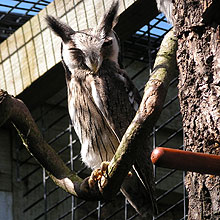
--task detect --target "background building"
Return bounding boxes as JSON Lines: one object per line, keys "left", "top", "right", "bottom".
{"left": 0, "top": 0, "right": 186, "bottom": 219}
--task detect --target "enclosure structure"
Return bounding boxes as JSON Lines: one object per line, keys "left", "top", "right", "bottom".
{"left": 0, "top": 0, "right": 186, "bottom": 219}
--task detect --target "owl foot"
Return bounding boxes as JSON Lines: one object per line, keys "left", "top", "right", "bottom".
{"left": 88, "top": 161, "right": 133, "bottom": 190}
{"left": 127, "top": 171, "right": 132, "bottom": 177}
{"left": 88, "top": 161, "right": 110, "bottom": 189}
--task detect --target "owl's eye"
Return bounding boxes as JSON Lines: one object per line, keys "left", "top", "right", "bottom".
{"left": 69, "top": 48, "right": 81, "bottom": 52}
{"left": 103, "top": 38, "right": 113, "bottom": 47}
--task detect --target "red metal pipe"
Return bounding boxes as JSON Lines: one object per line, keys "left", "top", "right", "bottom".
{"left": 151, "top": 147, "right": 220, "bottom": 176}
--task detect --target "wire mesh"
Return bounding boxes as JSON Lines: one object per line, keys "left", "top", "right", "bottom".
{"left": 0, "top": 0, "right": 53, "bottom": 42}
{"left": 7, "top": 2, "right": 188, "bottom": 219}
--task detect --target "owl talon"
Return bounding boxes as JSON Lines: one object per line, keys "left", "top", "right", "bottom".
{"left": 88, "top": 169, "right": 102, "bottom": 188}
{"left": 100, "top": 161, "right": 110, "bottom": 175}
{"left": 128, "top": 171, "right": 132, "bottom": 177}
{"left": 88, "top": 161, "right": 110, "bottom": 189}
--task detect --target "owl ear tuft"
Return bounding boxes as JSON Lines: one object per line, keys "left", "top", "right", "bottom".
{"left": 46, "top": 16, "right": 75, "bottom": 43}
{"left": 97, "top": 1, "right": 119, "bottom": 37}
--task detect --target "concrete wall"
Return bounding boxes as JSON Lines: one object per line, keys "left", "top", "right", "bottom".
{"left": 0, "top": 128, "right": 13, "bottom": 219}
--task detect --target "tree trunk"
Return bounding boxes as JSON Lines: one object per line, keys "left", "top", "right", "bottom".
{"left": 174, "top": 0, "right": 220, "bottom": 219}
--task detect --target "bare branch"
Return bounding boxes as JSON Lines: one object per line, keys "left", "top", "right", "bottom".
{"left": 0, "top": 90, "right": 102, "bottom": 200}
{"left": 100, "top": 29, "right": 178, "bottom": 199}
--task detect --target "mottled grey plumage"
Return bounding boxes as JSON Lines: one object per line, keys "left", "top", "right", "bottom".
{"left": 46, "top": 1, "right": 156, "bottom": 216}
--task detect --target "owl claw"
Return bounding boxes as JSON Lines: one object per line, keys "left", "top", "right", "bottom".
{"left": 100, "top": 161, "right": 110, "bottom": 173}
{"left": 88, "top": 162, "right": 132, "bottom": 189}
{"left": 88, "top": 161, "right": 110, "bottom": 189}
{"left": 127, "top": 171, "right": 132, "bottom": 177}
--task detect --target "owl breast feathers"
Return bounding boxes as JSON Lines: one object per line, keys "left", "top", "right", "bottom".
{"left": 46, "top": 1, "right": 157, "bottom": 217}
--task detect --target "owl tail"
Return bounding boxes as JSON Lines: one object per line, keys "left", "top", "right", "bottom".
{"left": 120, "top": 167, "right": 157, "bottom": 217}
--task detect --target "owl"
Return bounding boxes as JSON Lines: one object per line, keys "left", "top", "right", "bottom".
{"left": 156, "top": 0, "right": 173, "bottom": 23}
{"left": 46, "top": 1, "right": 157, "bottom": 217}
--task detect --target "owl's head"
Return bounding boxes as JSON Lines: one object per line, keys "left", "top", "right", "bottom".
{"left": 46, "top": 1, "right": 120, "bottom": 74}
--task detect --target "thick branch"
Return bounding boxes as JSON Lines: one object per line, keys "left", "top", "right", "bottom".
{"left": 0, "top": 90, "right": 102, "bottom": 200}
{"left": 101, "top": 29, "right": 178, "bottom": 198}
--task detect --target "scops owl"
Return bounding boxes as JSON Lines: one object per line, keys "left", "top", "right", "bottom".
{"left": 46, "top": 1, "right": 157, "bottom": 216}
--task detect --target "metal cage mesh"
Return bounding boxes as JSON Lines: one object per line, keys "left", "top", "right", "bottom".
{"left": 6, "top": 2, "right": 188, "bottom": 219}
{"left": 0, "top": 0, "right": 54, "bottom": 42}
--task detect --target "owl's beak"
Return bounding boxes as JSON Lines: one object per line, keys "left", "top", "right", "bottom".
{"left": 90, "top": 62, "right": 99, "bottom": 73}
{"left": 86, "top": 54, "right": 102, "bottom": 74}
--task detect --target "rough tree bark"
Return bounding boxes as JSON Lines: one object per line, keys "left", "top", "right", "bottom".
{"left": 0, "top": 30, "right": 177, "bottom": 202}
{"left": 173, "top": 0, "right": 220, "bottom": 219}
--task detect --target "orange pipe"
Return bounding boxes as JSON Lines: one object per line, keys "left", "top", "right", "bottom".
{"left": 151, "top": 147, "right": 220, "bottom": 176}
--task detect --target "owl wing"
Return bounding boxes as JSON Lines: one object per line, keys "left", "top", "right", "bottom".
{"left": 90, "top": 67, "right": 157, "bottom": 216}
{"left": 115, "top": 69, "right": 158, "bottom": 216}
{"left": 85, "top": 86, "right": 120, "bottom": 153}
{"left": 117, "top": 68, "right": 142, "bottom": 113}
